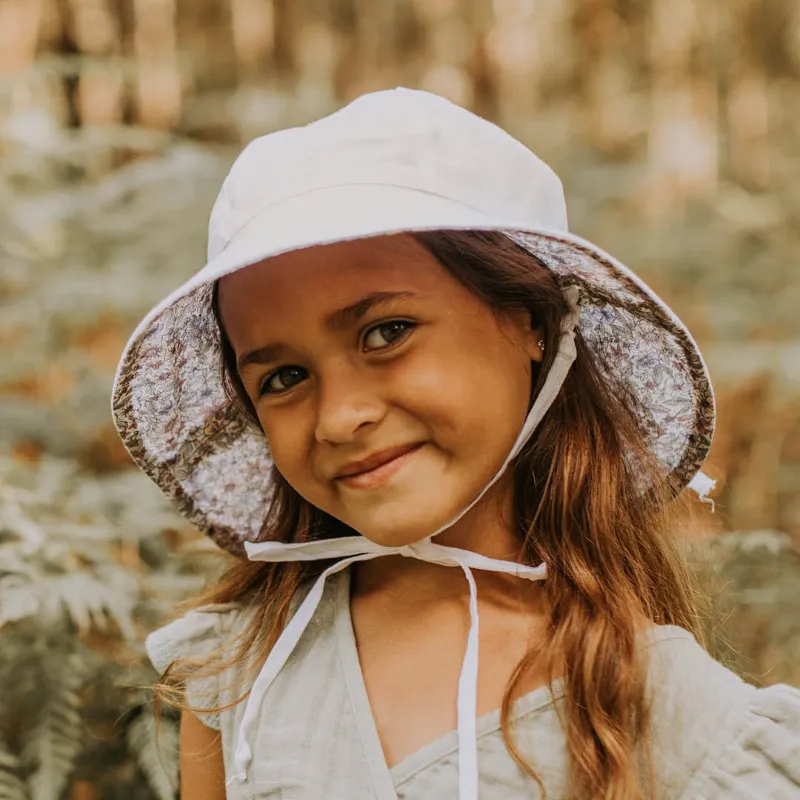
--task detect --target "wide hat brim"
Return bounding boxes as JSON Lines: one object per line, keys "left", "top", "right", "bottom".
{"left": 111, "top": 183, "right": 714, "bottom": 557}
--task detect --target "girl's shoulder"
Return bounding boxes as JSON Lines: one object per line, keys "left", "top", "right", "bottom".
{"left": 642, "top": 625, "right": 800, "bottom": 799}
{"left": 144, "top": 578, "right": 316, "bottom": 731}
{"left": 145, "top": 601, "right": 251, "bottom": 731}
{"left": 145, "top": 601, "right": 248, "bottom": 675}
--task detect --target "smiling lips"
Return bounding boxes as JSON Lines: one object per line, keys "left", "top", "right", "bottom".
{"left": 335, "top": 443, "right": 424, "bottom": 489}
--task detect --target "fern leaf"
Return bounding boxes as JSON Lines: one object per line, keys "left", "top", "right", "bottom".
{"left": 126, "top": 713, "right": 178, "bottom": 800}
{"left": 43, "top": 572, "right": 136, "bottom": 639}
{"left": 25, "top": 693, "right": 82, "bottom": 800}
{"left": 0, "top": 485, "right": 45, "bottom": 553}
{"left": 93, "top": 569, "right": 137, "bottom": 640}
{"left": 49, "top": 573, "right": 103, "bottom": 636}
{"left": 0, "top": 544, "right": 34, "bottom": 576}
{"left": 0, "top": 774, "right": 28, "bottom": 800}
{"left": 0, "top": 577, "right": 41, "bottom": 627}
{"left": 0, "top": 749, "right": 28, "bottom": 800}
{"left": 23, "top": 658, "right": 86, "bottom": 800}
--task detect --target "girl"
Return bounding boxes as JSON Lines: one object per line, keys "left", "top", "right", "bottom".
{"left": 113, "top": 88, "right": 800, "bottom": 800}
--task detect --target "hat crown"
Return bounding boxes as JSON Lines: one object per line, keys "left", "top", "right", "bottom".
{"left": 208, "top": 87, "right": 568, "bottom": 261}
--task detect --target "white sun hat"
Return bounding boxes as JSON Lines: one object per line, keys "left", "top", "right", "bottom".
{"left": 112, "top": 87, "right": 716, "bottom": 799}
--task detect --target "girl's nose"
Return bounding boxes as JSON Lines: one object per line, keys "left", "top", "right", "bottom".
{"left": 313, "top": 368, "right": 387, "bottom": 444}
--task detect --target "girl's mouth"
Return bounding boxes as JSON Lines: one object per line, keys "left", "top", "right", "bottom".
{"left": 335, "top": 443, "right": 425, "bottom": 490}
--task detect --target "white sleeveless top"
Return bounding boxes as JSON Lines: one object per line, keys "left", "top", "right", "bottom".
{"left": 146, "top": 568, "right": 800, "bottom": 799}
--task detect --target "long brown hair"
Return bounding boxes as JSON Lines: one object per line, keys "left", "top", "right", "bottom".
{"left": 158, "top": 230, "right": 704, "bottom": 799}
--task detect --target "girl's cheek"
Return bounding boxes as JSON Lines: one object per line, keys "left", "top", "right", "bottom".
{"left": 276, "top": 411, "right": 320, "bottom": 464}
{"left": 259, "top": 413, "right": 299, "bottom": 467}
{"left": 394, "top": 358, "right": 468, "bottom": 416}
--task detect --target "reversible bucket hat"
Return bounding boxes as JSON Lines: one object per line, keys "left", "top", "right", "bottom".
{"left": 114, "top": 87, "right": 716, "bottom": 797}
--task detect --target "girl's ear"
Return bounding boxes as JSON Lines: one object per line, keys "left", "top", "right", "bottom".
{"left": 503, "top": 309, "right": 545, "bottom": 363}
{"left": 528, "top": 327, "right": 545, "bottom": 363}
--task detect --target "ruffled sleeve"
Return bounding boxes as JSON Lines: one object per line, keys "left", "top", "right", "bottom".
{"left": 145, "top": 603, "right": 243, "bottom": 730}
{"left": 680, "top": 683, "right": 800, "bottom": 799}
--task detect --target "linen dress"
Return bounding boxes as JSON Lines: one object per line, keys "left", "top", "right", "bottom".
{"left": 146, "top": 568, "right": 800, "bottom": 799}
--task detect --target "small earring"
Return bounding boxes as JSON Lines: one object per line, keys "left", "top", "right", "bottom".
{"left": 537, "top": 339, "right": 545, "bottom": 352}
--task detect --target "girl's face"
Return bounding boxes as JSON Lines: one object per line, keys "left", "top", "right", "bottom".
{"left": 217, "top": 234, "right": 542, "bottom": 547}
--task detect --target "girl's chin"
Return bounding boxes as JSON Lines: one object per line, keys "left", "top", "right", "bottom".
{"left": 356, "top": 529, "right": 433, "bottom": 548}
{"left": 345, "top": 501, "right": 464, "bottom": 548}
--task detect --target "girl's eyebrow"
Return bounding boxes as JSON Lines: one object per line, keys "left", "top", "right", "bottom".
{"left": 324, "top": 290, "right": 418, "bottom": 332}
{"left": 236, "top": 290, "right": 418, "bottom": 372}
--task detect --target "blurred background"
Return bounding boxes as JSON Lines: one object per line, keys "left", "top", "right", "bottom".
{"left": 0, "top": 0, "right": 799, "bottom": 797}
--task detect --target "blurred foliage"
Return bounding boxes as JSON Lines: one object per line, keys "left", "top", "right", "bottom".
{"left": 0, "top": 0, "right": 799, "bottom": 796}
{"left": 0, "top": 454, "right": 225, "bottom": 799}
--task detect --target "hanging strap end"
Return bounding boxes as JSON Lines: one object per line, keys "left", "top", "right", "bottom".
{"left": 687, "top": 470, "right": 716, "bottom": 512}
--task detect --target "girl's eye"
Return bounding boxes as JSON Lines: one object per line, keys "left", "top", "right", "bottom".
{"left": 257, "top": 321, "right": 413, "bottom": 396}
{"left": 260, "top": 366, "right": 307, "bottom": 395}
{"left": 363, "top": 320, "right": 415, "bottom": 351}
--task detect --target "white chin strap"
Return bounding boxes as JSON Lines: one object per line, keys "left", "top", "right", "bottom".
{"left": 226, "top": 285, "right": 714, "bottom": 800}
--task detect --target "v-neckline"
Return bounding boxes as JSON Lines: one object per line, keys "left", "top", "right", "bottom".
{"left": 333, "top": 567, "right": 562, "bottom": 795}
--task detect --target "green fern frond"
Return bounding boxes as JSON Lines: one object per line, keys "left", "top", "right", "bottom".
{"left": 0, "top": 578, "right": 41, "bottom": 628}
{"left": 37, "top": 571, "right": 136, "bottom": 639}
{"left": 126, "top": 713, "right": 179, "bottom": 800}
{"left": 0, "top": 454, "right": 209, "bottom": 797}
{"left": 0, "top": 751, "right": 18, "bottom": 770}
{"left": 0, "top": 485, "right": 45, "bottom": 554}
{"left": 0, "top": 775, "right": 28, "bottom": 800}
{"left": 92, "top": 569, "right": 137, "bottom": 640}
{"left": 22, "top": 657, "right": 87, "bottom": 800}
{"left": 48, "top": 573, "right": 106, "bottom": 636}
{"left": 0, "top": 748, "right": 28, "bottom": 800}
{"left": 25, "top": 694, "right": 82, "bottom": 800}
